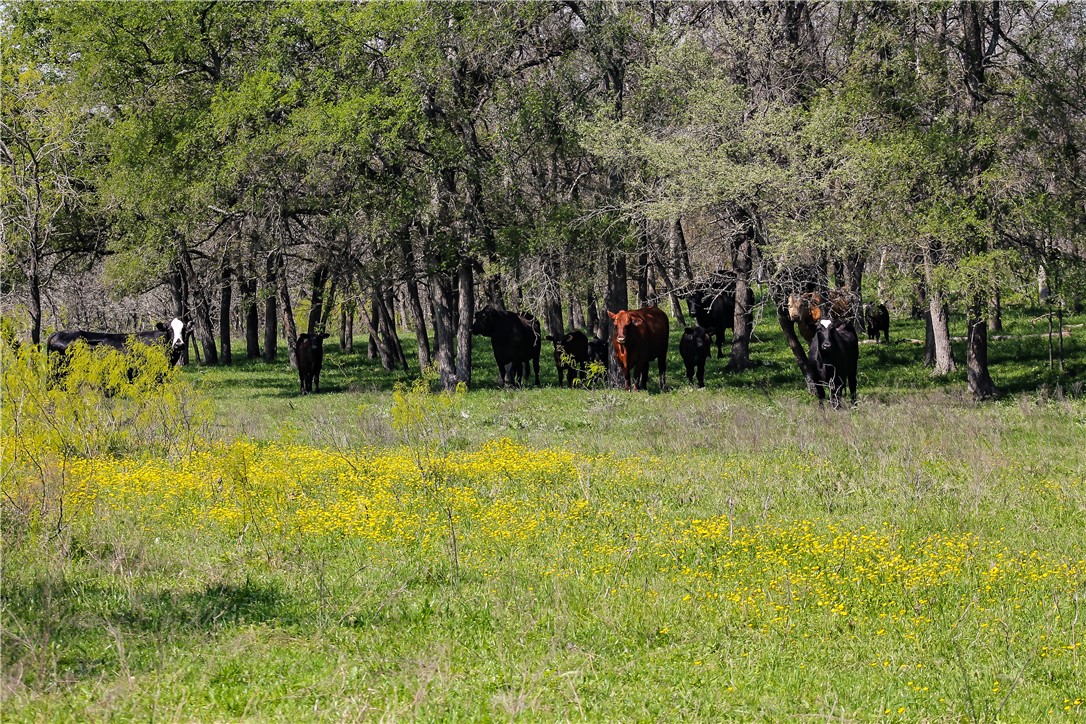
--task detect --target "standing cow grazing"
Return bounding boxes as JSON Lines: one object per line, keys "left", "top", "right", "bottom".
{"left": 471, "top": 306, "right": 541, "bottom": 389}
{"left": 607, "top": 306, "right": 669, "bottom": 392}
{"left": 808, "top": 319, "right": 859, "bottom": 409}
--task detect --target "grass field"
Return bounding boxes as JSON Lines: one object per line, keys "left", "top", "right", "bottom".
{"left": 2, "top": 307, "right": 1084, "bottom": 720}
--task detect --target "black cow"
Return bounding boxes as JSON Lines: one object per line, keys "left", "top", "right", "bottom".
{"left": 587, "top": 336, "right": 608, "bottom": 366}
{"left": 296, "top": 332, "right": 330, "bottom": 394}
{"left": 471, "top": 306, "right": 541, "bottom": 388}
{"left": 685, "top": 284, "right": 754, "bottom": 359}
{"left": 863, "top": 302, "right": 890, "bottom": 344}
{"left": 545, "top": 330, "right": 590, "bottom": 387}
{"left": 808, "top": 319, "right": 858, "bottom": 409}
{"left": 679, "top": 326, "right": 712, "bottom": 388}
{"left": 47, "top": 318, "right": 187, "bottom": 366}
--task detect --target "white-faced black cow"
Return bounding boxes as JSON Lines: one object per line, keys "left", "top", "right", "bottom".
{"left": 808, "top": 318, "right": 858, "bottom": 409}
{"left": 679, "top": 326, "right": 712, "bottom": 388}
{"left": 863, "top": 302, "right": 890, "bottom": 344}
{"left": 46, "top": 318, "right": 187, "bottom": 366}
{"left": 296, "top": 332, "right": 330, "bottom": 394}
{"left": 471, "top": 306, "right": 541, "bottom": 388}
{"left": 544, "top": 330, "right": 590, "bottom": 388}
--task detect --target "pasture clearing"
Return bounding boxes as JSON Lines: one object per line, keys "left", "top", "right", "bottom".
{"left": 2, "top": 311, "right": 1084, "bottom": 721}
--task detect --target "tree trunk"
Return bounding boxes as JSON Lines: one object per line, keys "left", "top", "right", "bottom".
{"left": 777, "top": 302, "right": 817, "bottom": 395}
{"left": 967, "top": 294, "right": 998, "bottom": 399}
{"left": 219, "top": 264, "right": 233, "bottom": 365}
{"left": 431, "top": 273, "right": 458, "bottom": 391}
{"left": 28, "top": 251, "right": 42, "bottom": 346}
{"left": 844, "top": 253, "right": 865, "bottom": 331}
{"left": 988, "top": 287, "right": 1002, "bottom": 332}
{"left": 367, "top": 295, "right": 379, "bottom": 361}
{"left": 275, "top": 252, "right": 297, "bottom": 369}
{"left": 362, "top": 286, "right": 395, "bottom": 371}
{"left": 399, "top": 231, "right": 432, "bottom": 368}
{"left": 179, "top": 247, "right": 218, "bottom": 365}
{"left": 727, "top": 223, "right": 755, "bottom": 371}
{"left": 541, "top": 253, "right": 564, "bottom": 337}
{"left": 455, "top": 256, "right": 474, "bottom": 386}
{"left": 652, "top": 251, "right": 687, "bottom": 328}
{"left": 263, "top": 254, "right": 278, "bottom": 362}
{"left": 671, "top": 218, "right": 694, "bottom": 285}
{"left": 340, "top": 297, "right": 354, "bottom": 353}
{"left": 586, "top": 284, "right": 601, "bottom": 339}
{"left": 169, "top": 266, "right": 191, "bottom": 366}
{"left": 241, "top": 275, "right": 260, "bottom": 359}
{"left": 307, "top": 265, "right": 330, "bottom": 335}
{"left": 605, "top": 248, "right": 629, "bottom": 387}
{"left": 636, "top": 251, "right": 650, "bottom": 307}
{"left": 376, "top": 290, "right": 409, "bottom": 371}
{"left": 923, "top": 245, "right": 956, "bottom": 375}
{"left": 320, "top": 279, "right": 338, "bottom": 335}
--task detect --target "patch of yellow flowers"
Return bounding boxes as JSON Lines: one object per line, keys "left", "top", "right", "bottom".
{"left": 4, "top": 433, "right": 1083, "bottom": 657}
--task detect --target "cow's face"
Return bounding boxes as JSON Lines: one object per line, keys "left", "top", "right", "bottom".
{"left": 471, "top": 307, "right": 498, "bottom": 336}
{"left": 816, "top": 319, "right": 835, "bottom": 351}
{"left": 684, "top": 326, "right": 710, "bottom": 351}
{"left": 686, "top": 291, "right": 705, "bottom": 317}
{"left": 608, "top": 311, "right": 642, "bottom": 346}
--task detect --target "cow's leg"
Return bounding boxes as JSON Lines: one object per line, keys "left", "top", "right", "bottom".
{"left": 684, "top": 360, "right": 695, "bottom": 383}
{"left": 849, "top": 374, "right": 857, "bottom": 405}
{"left": 657, "top": 354, "right": 667, "bottom": 391}
{"left": 696, "top": 360, "right": 705, "bottom": 388}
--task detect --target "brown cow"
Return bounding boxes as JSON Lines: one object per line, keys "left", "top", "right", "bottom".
{"left": 607, "top": 306, "right": 669, "bottom": 391}
{"left": 787, "top": 289, "right": 851, "bottom": 342}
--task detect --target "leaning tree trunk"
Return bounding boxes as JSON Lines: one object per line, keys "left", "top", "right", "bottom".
{"left": 776, "top": 302, "right": 817, "bottom": 395}
{"left": 455, "top": 256, "right": 474, "bottom": 387}
{"left": 362, "top": 285, "right": 395, "bottom": 371}
{"left": 218, "top": 264, "right": 233, "bottom": 365}
{"left": 376, "top": 291, "right": 409, "bottom": 371}
{"left": 967, "top": 294, "right": 998, "bottom": 399}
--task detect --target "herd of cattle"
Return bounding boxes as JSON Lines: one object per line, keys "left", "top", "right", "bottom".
{"left": 42, "top": 287, "right": 891, "bottom": 407}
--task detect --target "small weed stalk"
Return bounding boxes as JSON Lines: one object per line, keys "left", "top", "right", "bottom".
{"left": 390, "top": 369, "right": 466, "bottom": 583}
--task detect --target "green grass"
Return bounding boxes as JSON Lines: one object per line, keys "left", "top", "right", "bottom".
{"left": 2, "top": 306, "right": 1084, "bottom": 721}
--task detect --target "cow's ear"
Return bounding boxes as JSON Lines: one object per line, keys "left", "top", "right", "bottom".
{"left": 319, "top": 332, "right": 330, "bottom": 340}
{"left": 156, "top": 322, "right": 168, "bottom": 332}
{"left": 607, "top": 311, "right": 617, "bottom": 321}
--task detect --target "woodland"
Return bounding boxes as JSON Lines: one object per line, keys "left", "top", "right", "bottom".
{"left": 3, "top": 1, "right": 1086, "bottom": 398}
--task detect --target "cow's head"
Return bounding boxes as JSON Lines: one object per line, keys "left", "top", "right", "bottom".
{"left": 684, "top": 326, "right": 711, "bottom": 351}
{"left": 815, "top": 318, "right": 837, "bottom": 352}
{"left": 471, "top": 306, "right": 499, "bottom": 337}
{"left": 607, "top": 310, "right": 644, "bottom": 347}
{"left": 685, "top": 290, "right": 706, "bottom": 317}
{"left": 159, "top": 318, "right": 187, "bottom": 364}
